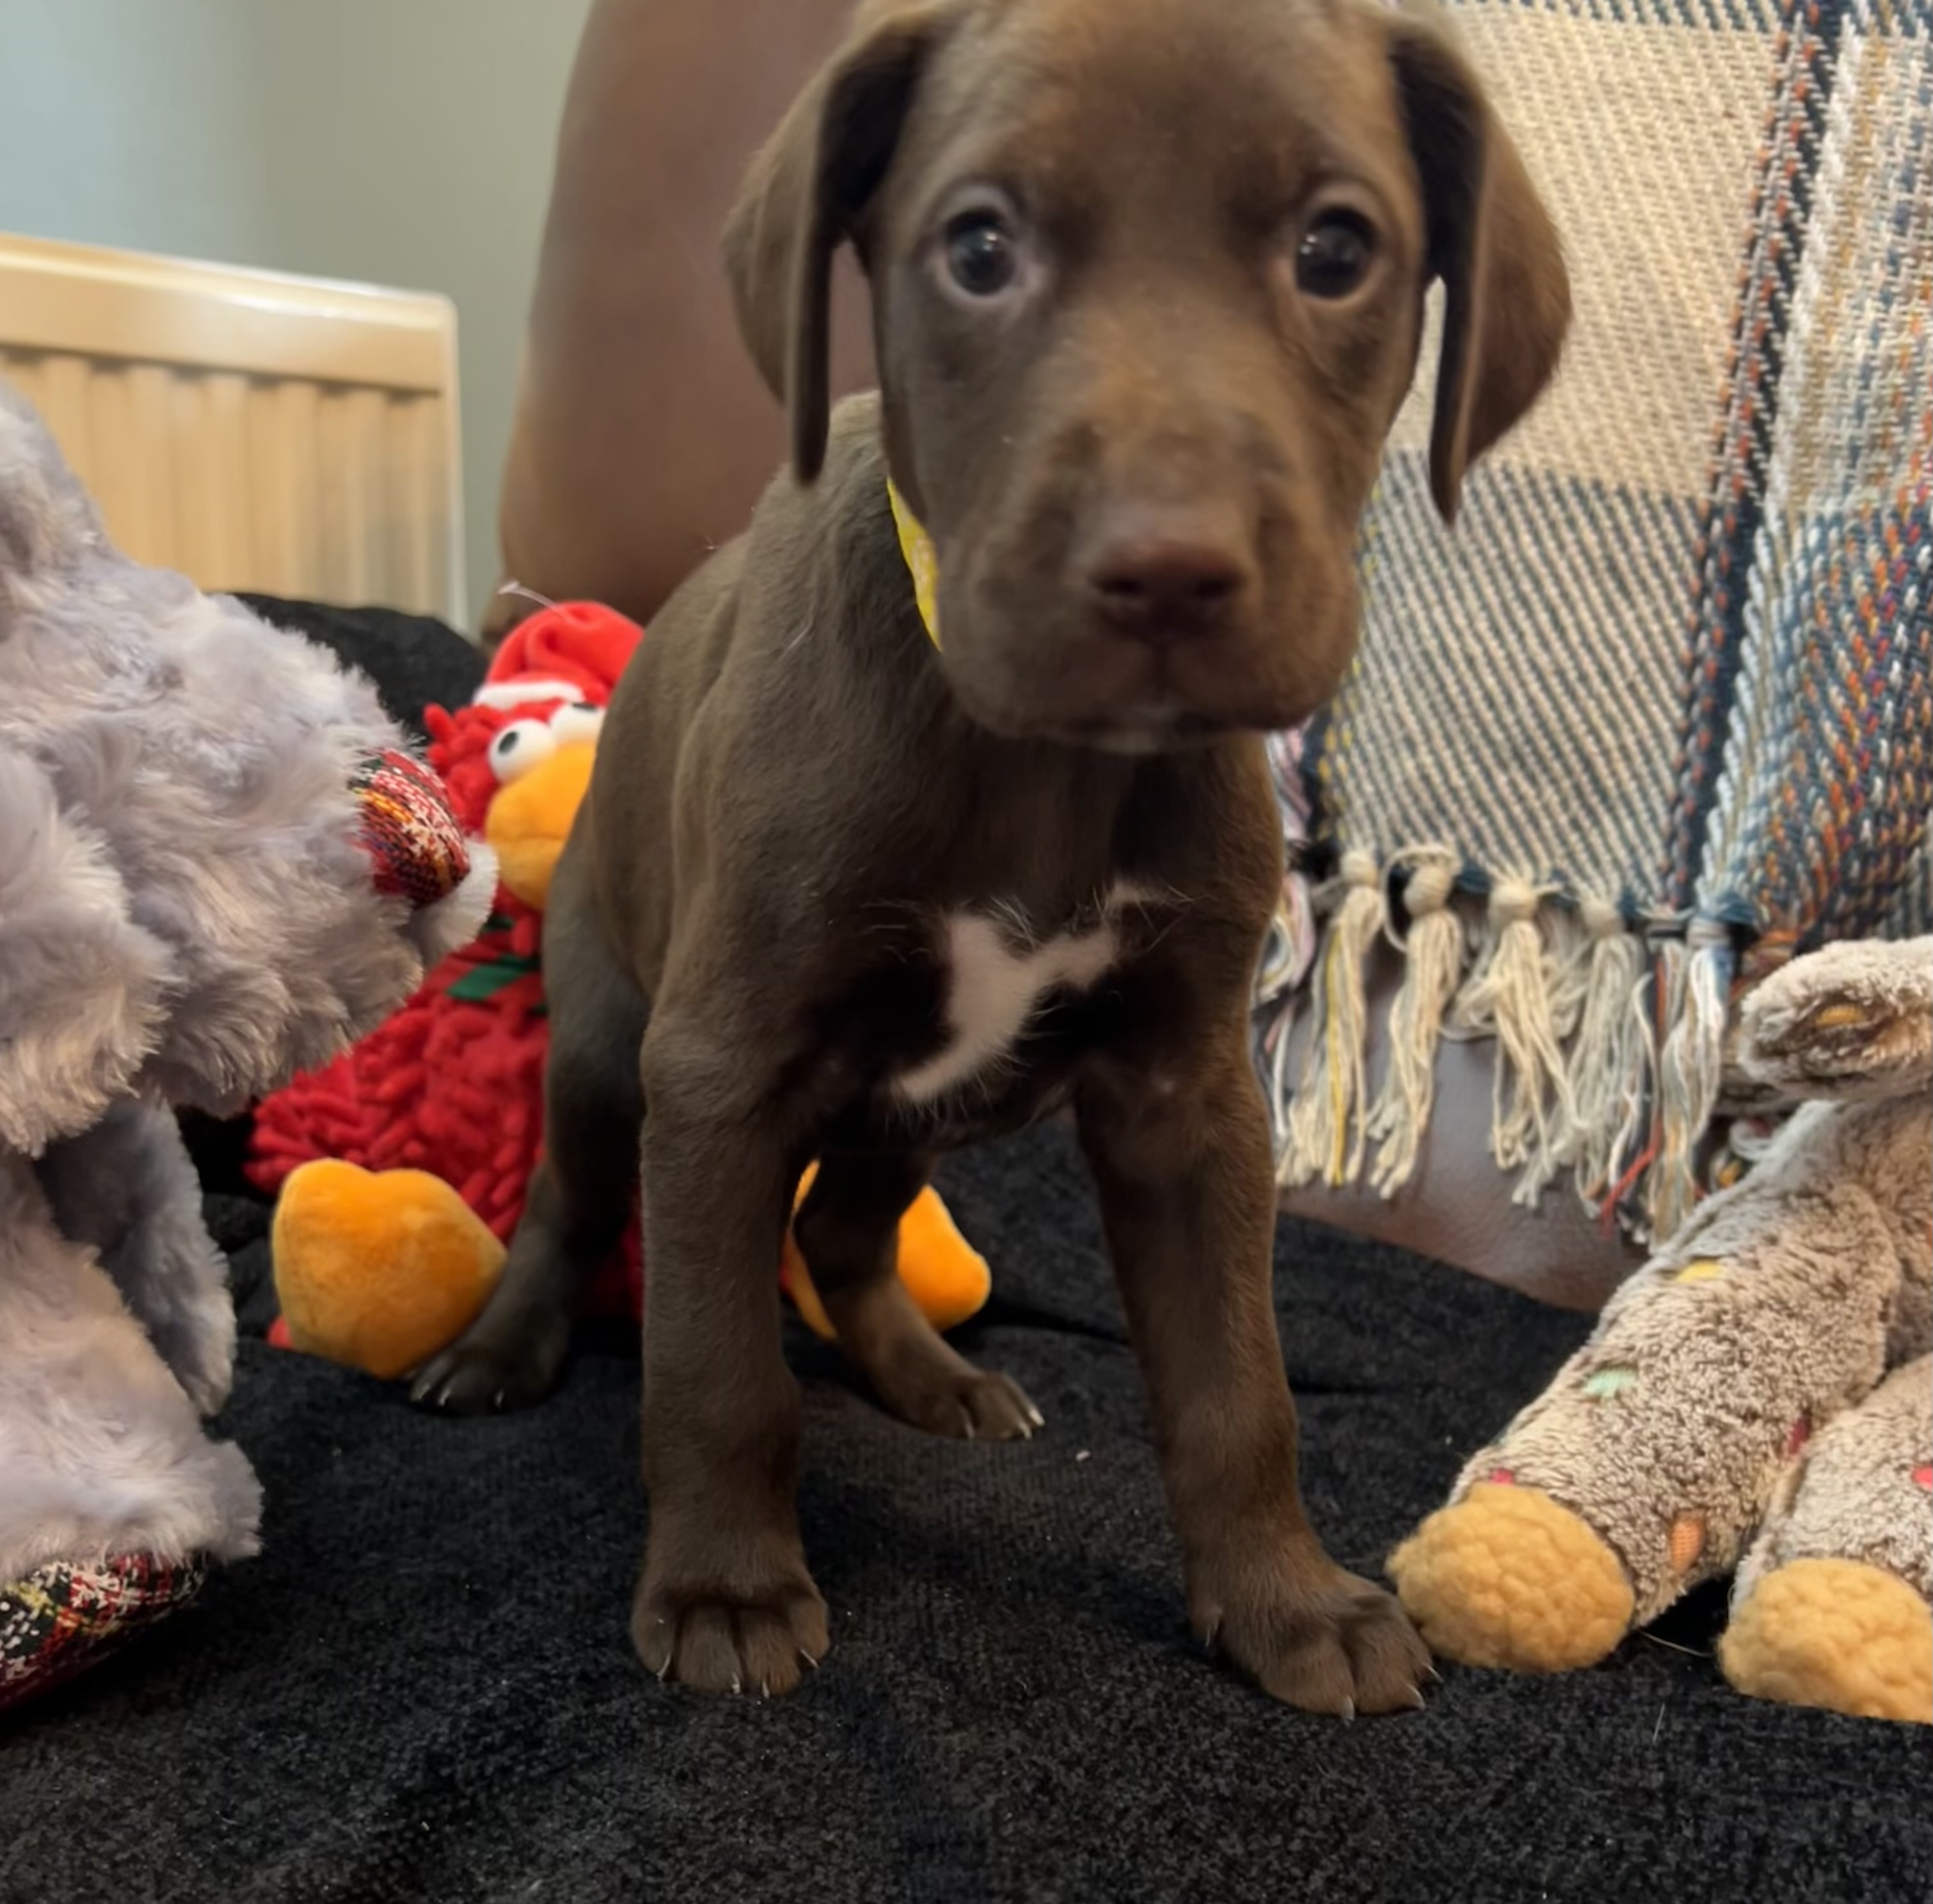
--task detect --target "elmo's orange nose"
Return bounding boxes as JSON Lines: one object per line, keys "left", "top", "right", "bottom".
{"left": 485, "top": 742, "right": 596, "bottom": 910}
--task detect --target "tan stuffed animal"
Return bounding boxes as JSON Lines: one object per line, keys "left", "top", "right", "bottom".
{"left": 1390, "top": 935, "right": 1932, "bottom": 1724}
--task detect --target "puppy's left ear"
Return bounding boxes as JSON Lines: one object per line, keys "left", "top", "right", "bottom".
{"left": 722, "top": 2, "right": 956, "bottom": 484}
{"left": 1383, "top": 6, "right": 1571, "bottom": 522}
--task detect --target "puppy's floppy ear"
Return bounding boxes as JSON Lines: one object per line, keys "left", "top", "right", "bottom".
{"left": 722, "top": 2, "right": 953, "bottom": 483}
{"left": 1383, "top": 5, "right": 1571, "bottom": 522}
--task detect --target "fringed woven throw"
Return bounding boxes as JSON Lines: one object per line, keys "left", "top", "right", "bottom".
{"left": 1255, "top": 0, "right": 1932, "bottom": 1245}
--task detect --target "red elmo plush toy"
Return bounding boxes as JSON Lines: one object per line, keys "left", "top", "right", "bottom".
{"left": 249, "top": 603, "right": 990, "bottom": 1380}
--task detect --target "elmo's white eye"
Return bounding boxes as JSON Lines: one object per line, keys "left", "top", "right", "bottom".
{"left": 488, "top": 718, "right": 557, "bottom": 784}
{"left": 548, "top": 701, "right": 605, "bottom": 746}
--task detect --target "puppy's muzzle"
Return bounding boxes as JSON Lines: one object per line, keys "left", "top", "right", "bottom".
{"left": 1078, "top": 495, "right": 1258, "bottom": 650}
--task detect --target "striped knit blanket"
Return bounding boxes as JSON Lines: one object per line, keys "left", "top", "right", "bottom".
{"left": 1256, "top": 0, "right": 1932, "bottom": 1244}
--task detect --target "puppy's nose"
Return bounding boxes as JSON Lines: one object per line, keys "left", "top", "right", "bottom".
{"left": 1083, "top": 509, "right": 1250, "bottom": 645}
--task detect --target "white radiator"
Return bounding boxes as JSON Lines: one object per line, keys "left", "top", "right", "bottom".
{"left": 0, "top": 232, "right": 465, "bottom": 625}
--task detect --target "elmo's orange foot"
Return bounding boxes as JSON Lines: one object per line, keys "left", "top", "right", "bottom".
{"left": 273, "top": 1161, "right": 507, "bottom": 1380}
{"left": 781, "top": 1171, "right": 992, "bottom": 1342}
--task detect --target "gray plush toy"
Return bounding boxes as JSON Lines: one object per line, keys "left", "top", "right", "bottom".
{"left": 0, "top": 381, "right": 491, "bottom": 1707}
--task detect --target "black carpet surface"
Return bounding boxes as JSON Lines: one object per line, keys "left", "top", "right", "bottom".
{"left": 5, "top": 1122, "right": 1929, "bottom": 1904}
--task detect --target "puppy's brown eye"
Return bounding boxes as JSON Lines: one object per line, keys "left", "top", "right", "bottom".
{"left": 1295, "top": 209, "right": 1376, "bottom": 300}
{"left": 944, "top": 211, "right": 1018, "bottom": 298}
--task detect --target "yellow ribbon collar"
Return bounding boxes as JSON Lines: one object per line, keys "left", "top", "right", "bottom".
{"left": 886, "top": 479, "right": 942, "bottom": 648}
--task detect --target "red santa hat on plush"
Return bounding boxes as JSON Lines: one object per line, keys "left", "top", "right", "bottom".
{"left": 348, "top": 598, "right": 656, "bottom": 960}
{"left": 474, "top": 600, "right": 643, "bottom": 710}
{"left": 423, "top": 599, "right": 646, "bottom": 870}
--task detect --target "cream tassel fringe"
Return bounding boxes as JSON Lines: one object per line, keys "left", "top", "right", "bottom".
{"left": 1600, "top": 964, "right": 1662, "bottom": 1241}
{"left": 1543, "top": 903, "right": 1595, "bottom": 1044}
{"left": 1255, "top": 890, "right": 1311, "bottom": 1174}
{"left": 1648, "top": 920, "right": 1733, "bottom": 1240}
{"left": 1269, "top": 852, "right": 1735, "bottom": 1243}
{"left": 1365, "top": 849, "right": 1464, "bottom": 1196}
{"left": 1449, "top": 877, "right": 1577, "bottom": 1206}
{"left": 1282, "top": 851, "right": 1384, "bottom": 1188}
{"left": 1554, "top": 897, "right": 1649, "bottom": 1205}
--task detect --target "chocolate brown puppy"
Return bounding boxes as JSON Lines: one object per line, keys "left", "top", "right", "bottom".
{"left": 415, "top": 0, "right": 1568, "bottom": 1713}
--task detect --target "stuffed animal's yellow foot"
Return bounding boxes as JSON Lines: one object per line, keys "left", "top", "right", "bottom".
{"left": 781, "top": 1169, "right": 992, "bottom": 1342}
{"left": 1389, "top": 1481, "right": 1635, "bottom": 1671}
{"left": 273, "top": 1160, "right": 506, "bottom": 1379}
{"left": 1721, "top": 1558, "right": 1932, "bottom": 1724}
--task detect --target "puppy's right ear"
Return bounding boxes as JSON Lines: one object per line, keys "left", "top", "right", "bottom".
{"left": 723, "top": 3, "right": 953, "bottom": 483}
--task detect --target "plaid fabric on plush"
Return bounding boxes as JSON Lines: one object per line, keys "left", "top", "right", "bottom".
{"left": 0, "top": 1554, "right": 207, "bottom": 1711}
{"left": 1263, "top": 0, "right": 1933, "bottom": 1242}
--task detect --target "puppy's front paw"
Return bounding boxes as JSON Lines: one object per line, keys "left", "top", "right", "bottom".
{"left": 1197, "top": 1553, "right": 1433, "bottom": 1716}
{"left": 633, "top": 1565, "right": 831, "bottom": 1698}
{"left": 895, "top": 1366, "right": 1043, "bottom": 1443}
{"left": 409, "top": 1308, "right": 569, "bottom": 1414}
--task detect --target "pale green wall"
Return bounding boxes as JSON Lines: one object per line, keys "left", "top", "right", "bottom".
{"left": 0, "top": 0, "right": 596, "bottom": 628}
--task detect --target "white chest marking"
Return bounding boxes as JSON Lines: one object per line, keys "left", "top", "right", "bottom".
{"left": 894, "top": 893, "right": 1140, "bottom": 1105}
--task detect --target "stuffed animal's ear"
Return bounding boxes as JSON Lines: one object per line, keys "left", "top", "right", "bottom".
{"left": 1384, "top": 6, "right": 1571, "bottom": 522}
{"left": 0, "top": 747, "right": 171, "bottom": 1157}
{"left": 722, "top": 2, "right": 954, "bottom": 483}
{"left": 1737, "top": 935, "right": 1933, "bottom": 1103}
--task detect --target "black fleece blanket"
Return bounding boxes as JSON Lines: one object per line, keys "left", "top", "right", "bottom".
{"left": 2, "top": 604, "right": 1926, "bottom": 1904}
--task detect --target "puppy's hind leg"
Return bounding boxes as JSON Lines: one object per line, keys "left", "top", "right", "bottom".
{"left": 413, "top": 847, "right": 647, "bottom": 1414}
{"left": 796, "top": 1151, "right": 1041, "bottom": 1442}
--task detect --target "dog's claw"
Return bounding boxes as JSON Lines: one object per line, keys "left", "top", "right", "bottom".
{"left": 632, "top": 1579, "right": 828, "bottom": 1699}
{"left": 1410, "top": 1687, "right": 1428, "bottom": 1709}
{"left": 1204, "top": 1560, "right": 1429, "bottom": 1715}
{"left": 404, "top": 1316, "right": 571, "bottom": 1417}
{"left": 642, "top": 1617, "right": 674, "bottom": 1683}
{"left": 798, "top": 1647, "right": 822, "bottom": 1672}
{"left": 1026, "top": 1403, "right": 1046, "bottom": 1430}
